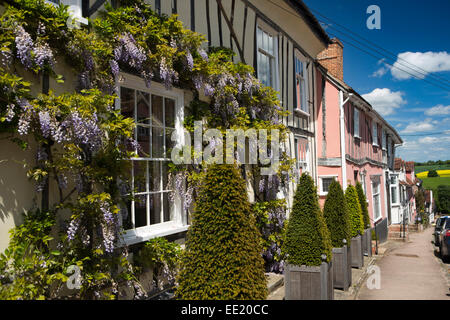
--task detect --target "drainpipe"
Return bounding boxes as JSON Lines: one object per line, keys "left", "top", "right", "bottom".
{"left": 339, "top": 91, "right": 351, "bottom": 190}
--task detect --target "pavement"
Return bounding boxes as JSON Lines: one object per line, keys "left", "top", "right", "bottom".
{"left": 267, "top": 226, "right": 450, "bottom": 300}
{"left": 356, "top": 226, "right": 450, "bottom": 300}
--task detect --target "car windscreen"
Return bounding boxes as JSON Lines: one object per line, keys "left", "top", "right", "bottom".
{"left": 438, "top": 218, "right": 447, "bottom": 228}
{"left": 445, "top": 219, "right": 450, "bottom": 229}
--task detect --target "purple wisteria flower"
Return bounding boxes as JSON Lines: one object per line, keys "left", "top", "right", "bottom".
{"left": 198, "top": 48, "right": 208, "bottom": 62}
{"left": 69, "top": 111, "right": 103, "bottom": 152}
{"left": 5, "top": 104, "right": 15, "bottom": 122}
{"left": 186, "top": 51, "right": 194, "bottom": 71}
{"left": 159, "top": 57, "right": 179, "bottom": 90}
{"left": 39, "top": 111, "right": 51, "bottom": 138}
{"left": 203, "top": 83, "right": 214, "bottom": 97}
{"left": 110, "top": 60, "right": 119, "bottom": 77}
{"left": 15, "top": 26, "right": 34, "bottom": 69}
{"left": 114, "top": 33, "right": 147, "bottom": 71}
{"left": 34, "top": 42, "right": 55, "bottom": 69}
{"left": 67, "top": 218, "right": 80, "bottom": 241}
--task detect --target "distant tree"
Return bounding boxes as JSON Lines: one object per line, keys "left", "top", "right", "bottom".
{"left": 415, "top": 189, "right": 425, "bottom": 213}
{"left": 428, "top": 170, "right": 439, "bottom": 177}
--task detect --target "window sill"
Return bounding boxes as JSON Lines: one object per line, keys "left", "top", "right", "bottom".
{"left": 354, "top": 135, "right": 361, "bottom": 141}
{"left": 294, "top": 108, "right": 310, "bottom": 118}
{"left": 118, "top": 223, "right": 189, "bottom": 246}
{"left": 373, "top": 216, "right": 383, "bottom": 224}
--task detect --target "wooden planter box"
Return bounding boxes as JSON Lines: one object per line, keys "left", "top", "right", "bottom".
{"left": 285, "top": 262, "right": 334, "bottom": 300}
{"left": 347, "top": 244, "right": 352, "bottom": 286}
{"left": 362, "top": 228, "right": 372, "bottom": 257}
{"left": 332, "top": 245, "right": 350, "bottom": 291}
{"left": 351, "top": 235, "right": 364, "bottom": 269}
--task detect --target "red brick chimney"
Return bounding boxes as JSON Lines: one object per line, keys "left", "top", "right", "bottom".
{"left": 317, "top": 38, "right": 344, "bottom": 81}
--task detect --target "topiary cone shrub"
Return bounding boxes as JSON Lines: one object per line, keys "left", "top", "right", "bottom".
{"left": 323, "top": 180, "right": 351, "bottom": 248}
{"left": 284, "top": 173, "right": 332, "bottom": 266}
{"left": 356, "top": 182, "right": 370, "bottom": 229}
{"left": 175, "top": 164, "right": 267, "bottom": 300}
{"left": 345, "top": 185, "right": 364, "bottom": 238}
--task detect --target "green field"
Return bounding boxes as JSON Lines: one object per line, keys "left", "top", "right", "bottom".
{"left": 415, "top": 165, "right": 450, "bottom": 174}
{"left": 420, "top": 176, "right": 450, "bottom": 192}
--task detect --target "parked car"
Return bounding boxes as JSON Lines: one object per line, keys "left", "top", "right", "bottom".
{"left": 438, "top": 217, "right": 450, "bottom": 262}
{"left": 434, "top": 216, "right": 449, "bottom": 247}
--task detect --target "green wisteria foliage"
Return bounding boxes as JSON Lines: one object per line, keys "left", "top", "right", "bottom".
{"left": 0, "top": 0, "right": 292, "bottom": 299}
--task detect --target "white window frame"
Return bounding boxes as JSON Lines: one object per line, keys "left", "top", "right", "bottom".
{"left": 319, "top": 175, "right": 338, "bottom": 196}
{"left": 360, "top": 171, "right": 367, "bottom": 196}
{"left": 293, "top": 135, "right": 310, "bottom": 181}
{"left": 354, "top": 107, "right": 360, "bottom": 139}
{"left": 116, "top": 73, "right": 188, "bottom": 246}
{"left": 390, "top": 174, "right": 400, "bottom": 206}
{"left": 372, "top": 121, "right": 378, "bottom": 147}
{"left": 371, "top": 179, "right": 382, "bottom": 221}
{"left": 256, "top": 21, "right": 279, "bottom": 91}
{"left": 294, "top": 50, "right": 309, "bottom": 116}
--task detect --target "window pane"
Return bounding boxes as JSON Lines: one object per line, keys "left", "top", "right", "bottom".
{"left": 296, "top": 77, "right": 301, "bottom": 110}
{"left": 165, "top": 128, "right": 175, "bottom": 158}
{"left": 122, "top": 201, "right": 133, "bottom": 230}
{"left": 150, "top": 193, "right": 162, "bottom": 225}
{"left": 135, "top": 195, "right": 147, "bottom": 228}
{"left": 133, "top": 161, "right": 147, "bottom": 193}
{"left": 163, "top": 193, "right": 172, "bottom": 222}
{"left": 137, "top": 91, "right": 150, "bottom": 125}
{"left": 257, "top": 28, "right": 262, "bottom": 49}
{"left": 322, "top": 178, "right": 334, "bottom": 193}
{"left": 152, "top": 95, "right": 164, "bottom": 127}
{"left": 263, "top": 31, "right": 268, "bottom": 52}
{"left": 266, "top": 55, "right": 272, "bottom": 87}
{"left": 137, "top": 126, "right": 150, "bottom": 157}
{"left": 149, "top": 161, "right": 161, "bottom": 192}
{"left": 391, "top": 186, "right": 398, "bottom": 204}
{"left": 121, "top": 87, "right": 135, "bottom": 120}
{"left": 301, "top": 80, "right": 307, "bottom": 113}
{"left": 165, "top": 98, "right": 175, "bottom": 128}
{"left": 152, "top": 127, "right": 164, "bottom": 158}
{"left": 268, "top": 34, "right": 273, "bottom": 55}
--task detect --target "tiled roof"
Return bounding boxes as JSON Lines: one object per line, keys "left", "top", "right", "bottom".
{"left": 405, "top": 161, "right": 415, "bottom": 172}
{"left": 394, "top": 158, "right": 404, "bottom": 171}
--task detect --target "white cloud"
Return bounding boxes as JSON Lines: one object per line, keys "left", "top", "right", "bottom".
{"left": 362, "top": 88, "right": 406, "bottom": 116}
{"left": 424, "top": 104, "right": 450, "bottom": 116}
{"left": 397, "top": 133, "right": 450, "bottom": 162}
{"left": 391, "top": 51, "right": 450, "bottom": 80}
{"left": 371, "top": 59, "right": 389, "bottom": 78}
{"left": 401, "top": 118, "right": 435, "bottom": 134}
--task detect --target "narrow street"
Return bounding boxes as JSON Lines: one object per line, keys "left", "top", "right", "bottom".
{"left": 357, "top": 227, "right": 450, "bottom": 300}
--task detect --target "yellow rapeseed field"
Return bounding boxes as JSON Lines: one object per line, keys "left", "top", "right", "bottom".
{"left": 416, "top": 170, "right": 450, "bottom": 178}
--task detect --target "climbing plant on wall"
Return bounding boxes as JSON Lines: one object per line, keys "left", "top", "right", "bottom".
{"left": 0, "top": 0, "right": 293, "bottom": 299}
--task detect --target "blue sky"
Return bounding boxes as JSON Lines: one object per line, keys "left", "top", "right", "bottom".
{"left": 303, "top": 0, "right": 450, "bottom": 162}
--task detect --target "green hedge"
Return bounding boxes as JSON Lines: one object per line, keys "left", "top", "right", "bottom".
{"left": 175, "top": 164, "right": 267, "bottom": 300}
{"left": 345, "top": 185, "right": 364, "bottom": 238}
{"left": 323, "top": 180, "right": 351, "bottom": 248}
{"left": 283, "top": 173, "right": 332, "bottom": 266}
{"left": 356, "top": 182, "right": 371, "bottom": 229}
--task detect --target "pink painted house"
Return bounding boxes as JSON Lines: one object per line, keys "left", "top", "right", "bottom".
{"left": 314, "top": 39, "right": 403, "bottom": 242}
